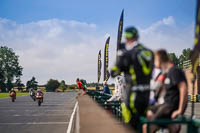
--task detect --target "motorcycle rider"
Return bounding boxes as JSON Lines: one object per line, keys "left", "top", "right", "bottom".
{"left": 29, "top": 88, "right": 35, "bottom": 96}
{"left": 29, "top": 88, "right": 36, "bottom": 101}
{"left": 9, "top": 88, "right": 16, "bottom": 99}
{"left": 111, "top": 26, "right": 154, "bottom": 129}
{"left": 36, "top": 88, "right": 43, "bottom": 102}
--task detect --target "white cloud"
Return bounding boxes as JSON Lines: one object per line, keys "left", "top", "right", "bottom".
{"left": 163, "top": 16, "right": 174, "bottom": 25}
{"left": 139, "top": 16, "right": 194, "bottom": 55}
{"left": 0, "top": 16, "right": 194, "bottom": 84}
{"left": 0, "top": 18, "right": 105, "bottom": 84}
{"left": 140, "top": 16, "right": 175, "bottom": 34}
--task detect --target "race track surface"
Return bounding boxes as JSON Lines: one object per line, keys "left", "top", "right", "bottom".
{"left": 0, "top": 92, "right": 77, "bottom": 133}
{"left": 185, "top": 102, "right": 200, "bottom": 119}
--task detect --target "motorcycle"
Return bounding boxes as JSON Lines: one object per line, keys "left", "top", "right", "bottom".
{"left": 9, "top": 92, "right": 16, "bottom": 102}
{"left": 30, "top": 91, "right": 36, "bottom": 101}
{"left": 35, "top": 92, "right": 43, "bottom": 106}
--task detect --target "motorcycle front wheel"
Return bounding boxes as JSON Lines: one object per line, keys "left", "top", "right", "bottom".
{"left": 38, "top": 100, "right": 41, "bottom": 106}
{"left": 12, "top": 98, "right": 15, "bottom": 102}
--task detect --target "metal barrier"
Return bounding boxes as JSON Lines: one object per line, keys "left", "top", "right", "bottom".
{"left": 87, "top": 90, "right": 200, "bottom": 133}
{"left": 139, "top": 116, "right": 200, "bottom": 133}
{"left": 87, "top": 90, "right": 122, "bottom": 119}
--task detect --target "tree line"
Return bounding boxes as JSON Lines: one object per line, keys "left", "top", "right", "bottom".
{"left": 0, "top": 46, "right": 192, "bottom": 92}
{"left": 169, "top": 48, "right": 192, "bottom": 69}
{"left": 0, "top": 46, "right": 71, "bottom": 92}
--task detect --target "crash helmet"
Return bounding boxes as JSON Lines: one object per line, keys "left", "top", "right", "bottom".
{"left": 124, "top": 26, "right": 139, "bottom": 39}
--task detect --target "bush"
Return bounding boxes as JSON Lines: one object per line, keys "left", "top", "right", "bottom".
{"left": 58, "top": 80, "right": 67, "bottom": 92}
{"left": 69, "top": 86, "right": 75, "bottom": 89}
{"left": 46, "top": 79, "right": 60, "bottom": 92}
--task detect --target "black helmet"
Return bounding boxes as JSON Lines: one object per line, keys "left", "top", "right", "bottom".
{"left": 125, "top": 26, "right": 138, "bottom": 39}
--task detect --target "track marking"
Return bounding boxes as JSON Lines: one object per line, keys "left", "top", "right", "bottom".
{"left": 66, "top": 101, "right": 78, "bottom": 133}
{"left": 75, "top": 103, "right": 80, "bottom": 133}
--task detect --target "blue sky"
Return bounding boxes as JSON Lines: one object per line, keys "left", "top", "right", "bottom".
{"left": 0, "top": 0, "right": 195, "bottom": 28}
{"left": 0, "top": 0, "right": 197, "bottom": 84}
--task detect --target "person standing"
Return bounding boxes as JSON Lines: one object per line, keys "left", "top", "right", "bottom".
{"left": 76, "top": 78, "right": 86, "bottom": 96}
{"left": 111, "top": 26, "right": 154, "bottom": 129}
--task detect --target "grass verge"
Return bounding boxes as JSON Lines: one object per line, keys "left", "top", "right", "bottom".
{"left": 0, "top": 92, "right": 29, "bottom": 99}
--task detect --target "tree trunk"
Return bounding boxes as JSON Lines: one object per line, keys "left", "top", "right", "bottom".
{"left": 0, "top": 82, "right": 6, "bottom": 92}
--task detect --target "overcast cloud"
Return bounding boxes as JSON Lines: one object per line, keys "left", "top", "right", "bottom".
{"left": 0, "top": 16, "right": 194, "bottom": 84}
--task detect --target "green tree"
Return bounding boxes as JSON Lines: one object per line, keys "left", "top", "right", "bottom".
{"left": 178, "top": 48, "right": 192, "bottom": 69}
{"left": 26, "top": 77, "right": 38, "bottom": 91}
{"left": 169, "top": 53, "right": 179, "bottom": 66}
{"left": 15, "top": 78, "right": 24, "bottom": 92}
{"left": 46, "top": 79, "right": 60, "bottom": 92}
{"left": 0, "top": 70, "right": 6, "bottom": 92}
{"left": 0, "top": 46, "right": 23, "bottom": 92}
{"left": 58, "top": 80, "right": 67, "bottom": 92}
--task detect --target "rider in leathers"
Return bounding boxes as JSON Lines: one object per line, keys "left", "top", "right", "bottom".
{"left": 111, "top": 26, "right": 154, "bottom": 129}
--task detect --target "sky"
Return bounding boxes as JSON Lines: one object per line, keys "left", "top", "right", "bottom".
{"left": 0, "top": 0, "right": 197, "bottom": 84}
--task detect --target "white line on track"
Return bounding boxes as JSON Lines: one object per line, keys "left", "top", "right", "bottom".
{"left": 0, "top": 122, "right": 69, "bottom": 125}
{"left": 66, "top": 101, "right": 78, "bottom": 133}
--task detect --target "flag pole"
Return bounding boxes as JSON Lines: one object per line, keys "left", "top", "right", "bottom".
{"left": 97, "top": 50, "right": 101, "bottom": 90}
{"left": 191, "top": 0, "right": 200, "bottom": 118}
{"left": 191, "top": 74, "right": 196, "bottom": 118}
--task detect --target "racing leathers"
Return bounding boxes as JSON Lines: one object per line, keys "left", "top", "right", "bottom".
{"left": 111, "top": 42, "right": 154, "bottom": 128}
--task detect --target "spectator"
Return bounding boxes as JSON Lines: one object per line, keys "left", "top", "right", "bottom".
{"left": 76, "top": 78, "right": 86, "bottom": 96}
{"left": 102, "top": 81, "right": 111, "bottom": 95}
{"left": 144, "top": 49, "right": 188, "bottom": 133}
{"left": 107, "top": 75, "right": 125, "bottom": 102}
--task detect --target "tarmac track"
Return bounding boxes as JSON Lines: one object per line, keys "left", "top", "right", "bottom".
{"left": 184, "top": 102, "right": 200, "bottom": 119}
{"left": 0, "top": 92, "right": 200, "bottom": 133}
{"left": 179, "top": 102, "right": 200, "bottom": 133}
{"left": 0, "top": 92, "right": 77, "bottom": 133}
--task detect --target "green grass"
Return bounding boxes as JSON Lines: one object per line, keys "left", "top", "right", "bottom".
{"left": 0, "top": 92, "right": 29, "bottom": 99}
